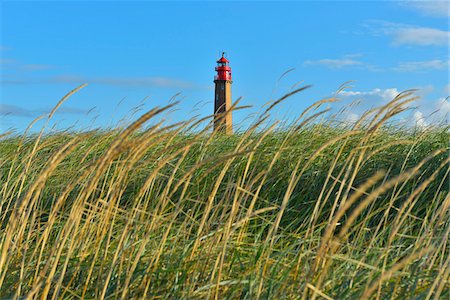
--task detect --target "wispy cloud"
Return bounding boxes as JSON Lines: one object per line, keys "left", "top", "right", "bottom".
{"left": 399, "top": 1, "right": 450, "bottom": 18}
{"left": 304, "top": 55, "right": 449, "bottom": 73}
{"left": 367, "top": 21, "right": 449, "bottom": 47}
{"left": 0, "top": 45, "right": 11, "bottom": 51}
{"left": 0, "top": 103, "right": 90, "bottom": 118}
{"left": 83, "top": 76, "right": 195, "bottom": 89}
{"left": 1, "top": 79, "right": 28, "bottom": 85}
{"left": 1, "top": 58, "right": 55, "bottom": 72}
{"left": 0, "top": 104, "right": 34, "bottom": 117}
{"left": 56, "top": 107, "right": 93, "bottom": 115}
{"left": 391, "top": 27, "right": 449, "bottom": 46}
{"left": 21, "top": 64, "right": 54, "bottom": 71}
{"left": 394, "top": 59, "right": 450, "bottom": 72}
{"left": 80, "top": 76, "right": 195, "bottom": 89}
{"left": 1, "top": 75, "right": 201, "bottom": 89}
{"left": 304, "top": 55, "right": 363, "bottom": 69}
{"left": 0, "top": 58, "right": 16, "bottom": 65}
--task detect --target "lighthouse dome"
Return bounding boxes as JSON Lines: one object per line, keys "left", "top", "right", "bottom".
{"left": 217, "top": 56, "right": 229, "bottom": 63}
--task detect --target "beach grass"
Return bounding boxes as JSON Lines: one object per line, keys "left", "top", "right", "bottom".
{"left": 0, "top": 85, "right": 449, "bottom": 299}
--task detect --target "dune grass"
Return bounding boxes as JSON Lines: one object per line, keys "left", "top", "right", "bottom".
{"left": 0, "top": 85, "right": 449, "bottom": 299}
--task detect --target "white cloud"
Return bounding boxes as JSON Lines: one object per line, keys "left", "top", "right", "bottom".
{"left": 444, "top": 84, "right": 450, "bottom": 95}
{"left": 391, "top": 27, "right": 449, "bottom": 46}
{"left": 415, "top": 84, "right": 435, "bottom": 96}
{"left": 339, "top": 88, "right": 400, "bottom": 103}
{"left": 333, "top": 88, "right": 400, "bottom": 125}
{"left": 413, "top": 111, "right": 429, "bottom": 129}
{"left": 401, "top": 97, "right": 449, "bottom": 128}
{"left": 411, "top": 97, "right": 449, "bottom": 127}
{"left": 394, "top": 59, "right": 450, "bottom": 72}
{"left": 437, "top": 97, "right": 450, "bottom": 113}
{"left": 304, "top": 55, "right": 363, "bottom": 69}
{"left": 369, "top": 21, "right": 449, "bottom": 47}
{"left": 400, "top": 1, "right": 450, "bottom": 18}
{"left": 344, "top": 112, "right": 359, "bottom": 124}
{"left": 436, "top": 97, "right": 450, "bottom": 124}
{"left": 336, "top": 87, "right": 449, "bottom": 128}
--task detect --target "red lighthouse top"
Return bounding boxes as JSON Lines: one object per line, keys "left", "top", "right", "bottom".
{"left": 217, "top": 56, "right": 229, "bottom": 63}
{"left": 215, "top": 52, "right": 232, "bottom": 81}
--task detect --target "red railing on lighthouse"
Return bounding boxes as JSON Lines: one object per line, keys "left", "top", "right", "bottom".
{"left": 214, "top": 53, "right": 232, "bottom": 81}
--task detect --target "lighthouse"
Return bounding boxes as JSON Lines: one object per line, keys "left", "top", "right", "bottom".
{"left": 214, "top": 52, "right": 233, "bottom": 134}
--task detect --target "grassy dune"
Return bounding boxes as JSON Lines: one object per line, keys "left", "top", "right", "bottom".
{"left": 0, "top": 85, "right": 449, "bottom": 299}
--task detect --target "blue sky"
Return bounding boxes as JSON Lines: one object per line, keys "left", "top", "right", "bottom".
{"left": 1, "top": 0, "right": 449, "bottom": 132}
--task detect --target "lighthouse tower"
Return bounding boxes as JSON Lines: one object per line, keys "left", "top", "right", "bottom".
{"left": 214, "top": 52, "right": 233, "bottom": 134}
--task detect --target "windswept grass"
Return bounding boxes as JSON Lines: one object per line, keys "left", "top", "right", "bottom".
{"left": 0, "top": 85, "right": 449, "bottom": 299}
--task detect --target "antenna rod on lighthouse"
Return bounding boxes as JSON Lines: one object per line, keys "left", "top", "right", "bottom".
{"left": 213, "top": 52, "right": 233, "bottom": 135}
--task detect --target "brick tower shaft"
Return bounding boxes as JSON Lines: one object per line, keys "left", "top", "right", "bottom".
{"left": 214, "top": 80, "right": 232, "bottom": 134}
